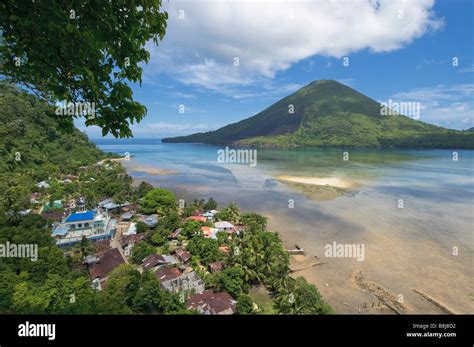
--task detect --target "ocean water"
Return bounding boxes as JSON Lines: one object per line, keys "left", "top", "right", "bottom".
{"left": 93, "top": 138, "right": 474, "bottom": 312}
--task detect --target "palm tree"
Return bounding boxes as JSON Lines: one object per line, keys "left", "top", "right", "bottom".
{"left": 79, "top": 236, "right": 94, "bottom": 260}
{"left": 6, "top": 209, "right": 21, "bottom": 226}
{"left": 236, "top": 263, "right": 259, "bottom": 283}
{"left": 273, "top": 279, "right": 304, "bottom": 314}
{"left": 240, "top": 213, "right": 267, "bottom": 232}
{"left": 269, "top": 271, "right": 292, "bottom": 292}
{"left": 225, "top": 203, "right": 240, "bottom": 224}
{"left": 3, "top": 194, "right": 15, "bottom": 210}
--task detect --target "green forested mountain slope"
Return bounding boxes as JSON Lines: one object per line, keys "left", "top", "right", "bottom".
{"left": 163, "top": 80, "right": 474, "bottom": 148}
{"left": 0, "top": 83, "right": 107, "bottom": 176}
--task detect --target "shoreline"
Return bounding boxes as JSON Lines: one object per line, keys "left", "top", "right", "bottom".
{"left": 275, "top": 175, "right": 358, "bottom": 201}
{"left": 122, "top": 160, "right": 178, "bottom": 176}
{"left": 276, "top": 175, "right": 354, "bottom": 189}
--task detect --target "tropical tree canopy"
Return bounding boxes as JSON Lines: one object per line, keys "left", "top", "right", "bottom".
{"left": 0, "top": 0, "right": 168, "bottom": 137}
{"left": 140, "top": 188, "right": 176, "bottom": 215}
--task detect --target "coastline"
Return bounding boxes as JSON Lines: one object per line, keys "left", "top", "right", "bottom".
{"left": 276, "top": 175, "right": 354, "bottom": 189}
{"left": 275, "top": 175, "right": 358, "bottom": 201}
{"left": 122, "top": 160, "right": 178, "bottom": 176}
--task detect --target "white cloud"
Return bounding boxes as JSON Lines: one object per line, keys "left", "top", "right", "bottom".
{"left": 390, "top": 84, "right": 474, "bottom": 129}
{"left": 77, "top": 120, "right": 215, "bottom": 137}
{"left": 459, "top": 65, "right": 474, "bottom": 73}
{"left": 145, "top": 0, "right": 442, "bottom": 91}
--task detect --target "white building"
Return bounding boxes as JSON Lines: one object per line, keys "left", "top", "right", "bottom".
{"left": 52, "top": 210, "right": 116, "bottom": 247}
{"left": 214, "top": 221, "right": 235, "bottom": 232}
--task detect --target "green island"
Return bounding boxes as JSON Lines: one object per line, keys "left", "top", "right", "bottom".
{"left": 0, "top": 83, "right": 332, "bottom": 315}
{"left": 163, "top": 80, "right": 474, "bottom": 149}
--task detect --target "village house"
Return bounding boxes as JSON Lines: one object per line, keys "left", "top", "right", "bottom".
{"left": 52, "top": 210, "right": 117, "bottom": 247}
{"left": 98, "top": 198, "right": 113, "bottom": 208}
{"left": 201, "top": 210, "right": 217, "bottom": 221}
{"left": 208, "top": 261, "right": 225, "bottom": 273}
{"left": 173, "top": 248, "right": 191, "bottom": 263}
{"left": 120, "top": 212, "right": 134, "bottom": 221}
{"left": 215, "top": 221, "right": 235, "bottom": 232}
{"left": 155, "top": 268, "right": 205, "bottom": 294}
{"left": 89, "top": 248, "right": 126, "bottom": 290}
{"left": 141, "top": 253, "right": 178, "bottom": 271}
{"left": 36, "top": 180, "right": 50, "bottom": 189}
{"left": 169, "top": 228, "right": 181, "bottom": 239}
{"left": 186, "top": 216, "right": 207, "bottom": 223}
{"left": 187, "top": 290, "right": 236, "bottom": 315}
{"left": 94, "top": 239, "right": 112, "bottom": 256}
{"left": 98, "top": 199, "right": 131, "bottom": 213}
{"left": 144, "top": 214, "right": 158, "bottom": 228}
{"left": 201, "top": 226, "right": 219, "bottom": 239}
{"left": 119, "top": 234, "right": 144, "bottom": 257}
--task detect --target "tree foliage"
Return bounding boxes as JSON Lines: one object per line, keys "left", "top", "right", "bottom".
{"left": 274, "top": 277, "right": 333, "bottom": 315}
{"left": 140, "top": 188, "right": 177, "bottom": 216}
{"left": 187, "top": 236, "right": 221, "bottom": 264}
{"left": 0, "top": 1, "right": 168, "bottom": 137}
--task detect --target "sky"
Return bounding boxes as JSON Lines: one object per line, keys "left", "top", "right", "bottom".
{"left": 79, "top": 0, "right": 474, "bottom": 138}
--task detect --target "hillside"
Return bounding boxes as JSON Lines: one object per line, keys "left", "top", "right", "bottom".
{"left": 0, "top": 82, "right": 109, "bottom": 176}
{"left": 162, "top": 80, "right": 474, "bottom": 148}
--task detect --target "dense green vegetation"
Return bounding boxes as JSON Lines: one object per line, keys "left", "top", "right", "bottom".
{"left": 163, "top": 80, "right": 474, "bottom": 149}
{"left": 1, "top": 1, "right": 168, "bottom": 137}
{"left": 140, "top": 188, "right": 177, "bottom": 216}
{"left": 0, "top": 214, "right": 188, "bottom": 314}
{"left": 0, "top": 83, "right": 106, "bottom": 175}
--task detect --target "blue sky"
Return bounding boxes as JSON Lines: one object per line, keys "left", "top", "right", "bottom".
{"left": 80, "top": 0, "right": 474, "bottom": 138}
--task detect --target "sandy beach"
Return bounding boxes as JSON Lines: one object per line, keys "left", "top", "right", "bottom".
{"left": 277, "top": 175, "right": 354, "bottom": 188}
{"left": 122, "top": 160, "right": 178, "bottom": 176}
{"left": 276, "top": 175, "right": 358, "bottom": 201}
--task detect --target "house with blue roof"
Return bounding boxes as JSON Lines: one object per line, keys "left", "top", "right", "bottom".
{"left": 52, "top": 210, "right": 116, "bottom": 247}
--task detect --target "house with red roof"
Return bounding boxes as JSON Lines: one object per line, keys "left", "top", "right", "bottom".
{"left": 187, "top": 290, "right": 236, "bottom": 315}
{"left": 173, "top": 248, "right": 191, "bottom": 263}
{"left": 186, "top": 216, "right": 207, "bottom": 223}
{"left": 89, "top": 248, "right": 126, "bottom": 290}
{"left": 142, "top": 253, "right": 178, "bottom": 271}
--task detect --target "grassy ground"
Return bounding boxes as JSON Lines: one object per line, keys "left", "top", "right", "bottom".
{"left": 249, "top": 285, "right": 276, "bottom": 314}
